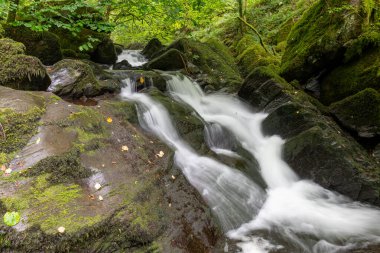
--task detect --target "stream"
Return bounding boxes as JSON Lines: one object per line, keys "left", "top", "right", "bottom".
{"left": 117, "top": 50, "right": 380, "bottom": 253}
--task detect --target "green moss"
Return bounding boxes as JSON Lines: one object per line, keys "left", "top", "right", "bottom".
{"left": 330, "top": 88, "right": 380, "bottom": 135}
{"left": 4, "top": 25, "right": 63, "bottom": 65}
{"left": 321, "top": 48, "right": 380, "bottom": 104}
{"left": 167, "top": 38, "right": 242, "bottom": 91}
{"left": 25, "top": 149, "right": 92, "bottom": 184}
{"left": 0, "top": 107, "right": 44, "bottom": 162}
{"left": 281, "top": 0, "right": 374, "bottom": 82}
{"left": 1, "top": 174, "right": 101, "bottom": 233}
{"left": 236, "top": 42, "right": 280, "bottom": 76}
{"left": 0, "top": 38, "right": 25, "bottom": 60}
{"left": 107, "top": 101, "right": 138, "bottom": 124}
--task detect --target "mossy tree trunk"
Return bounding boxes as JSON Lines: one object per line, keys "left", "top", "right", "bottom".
{"left": 7, "top": 0, "right": 20, "bottom": 23}
{"left": 237, "top": 0, "right": 248, "bottom": 34}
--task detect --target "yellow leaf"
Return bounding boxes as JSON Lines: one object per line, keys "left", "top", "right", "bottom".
{"left": 139, "top": 76, "right": 145, "bottom": 84}
{"left": 107, "top": 117, "right": 113, "bottom": 123}
{"left": 58, "top": 226, "right": 65, "bottom": 233}
{"left": 121, "top": 145, "right": 129, "bottom": 152}
{"left": 156, "top": 151, "right": 165, "bottom": 158}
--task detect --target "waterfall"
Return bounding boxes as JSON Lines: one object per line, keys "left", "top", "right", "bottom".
{"left": 119, "top": 53, "right": 380, "bottom": 253}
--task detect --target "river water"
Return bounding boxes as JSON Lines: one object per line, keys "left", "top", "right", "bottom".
{"left": 118, "top": 51, "right": 380, "bottom": 253}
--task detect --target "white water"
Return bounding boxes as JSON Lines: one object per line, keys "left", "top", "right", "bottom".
{"left": 116, "top": 50, "right": 147, "bottom": 67}
{"left": 119, "top": 56, "right": 380, "bottom": 252}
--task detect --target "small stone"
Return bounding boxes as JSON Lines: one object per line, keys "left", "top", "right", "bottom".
{"left": 94, "top": 183, "right": 101, "bottom": 190}
{"left": 171, "top": 175, "right": 176, "bottom": 180}
{"left": 121, "top": 145, "right": 129, "bottom": 152}
{"left": 5, "top": 168, "right": 12, "bottom": 174}
{"left": 58, "top": 226, "right": 65, "bottom": 233}
{"left": 98, "top": 195, "right": 103, "bottom": 201}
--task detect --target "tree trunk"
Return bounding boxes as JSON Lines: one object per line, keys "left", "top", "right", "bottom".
{"left": 237, "top": 0, "right": 244, "bottom": 34}
{"left": 7, "top": 0, "right": 20, "bottom": 23}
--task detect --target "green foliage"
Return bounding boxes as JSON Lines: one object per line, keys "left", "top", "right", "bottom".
{"left": 3, "top": 211, "right": 20, "bottom": 226}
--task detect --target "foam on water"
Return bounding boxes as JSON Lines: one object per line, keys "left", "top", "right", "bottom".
{"left": 119, "top": 54, "right": 380, "bottom": 252}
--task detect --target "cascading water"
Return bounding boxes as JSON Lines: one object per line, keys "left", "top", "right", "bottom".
{"left": 116, "top": 50, "right": 148, "bottom": 67}
{"left": 119, "top": 52, "right": 380, "bottom": 253}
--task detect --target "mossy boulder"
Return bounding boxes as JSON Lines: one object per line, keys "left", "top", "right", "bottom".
{"left": 162, "top": 38, "right": 242, "bottom": 91}
{"left": 320, "top": 48, "right": 380, "bottom": 104}
{"left": 90, "top": 37, "right": 117, "bottom": 64}
{"left": 141, "top": 38, "right": 164, "bottom": 59}
{"left": 239, "top": 65, "right": 380, "bottom": 205}
{"left": 0, "top": 38, "right": 51, "bottom": 91}
{"left": 281, "top": 0, "right": 378, "bottom": 82}
{"left": 52, "top": 27, "right": 117, "bottom": 64}
{"left": 113, "top": 60, "right": 133, "bottom": 70}
{"left": 48, "top": 59, "right": 118, "bottom": 98}
{"left": 4, "top": 25, "right": 63, "bottom": 65}
{"left": 146, "top": 49, "right": 186, "bottom": 71}
{"left": 330, "top": 88, "right": 380, "bottom": 138}
{"left": 114, "top": 44, "right": 124, "bottom": 55}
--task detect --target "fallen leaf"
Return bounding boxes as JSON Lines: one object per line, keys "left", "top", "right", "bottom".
{"left": 98, "top": 195, "right": 103, "bottom": 201}
{"left": 134, "top": 181, "right": 138, "bottom": 185}
{"left": 112, "top": 161, "right": 117, "bottom": 164}
{"left": 89, "top": 194, "right": 95, "bottom": 200}
{"left": 121, "top": 145, "right": 129, "bottom": 152}
{"left": 171, "top": 175, "right": 176, "bottom": 180}
{"left": 168, "top": 203, "right": 172, "bottom": 207}
{"left": 156, "top": 151, "right": 165, "bottom": 158}
{"left": 94, "top": 183, "right": 102, "bottom": 190}
{"left": 101, "top": 164, "right": 105, "bottom": 168}
{"left": 58, "top": 226, "right": 65, "bottom": 233}
{"left": 35, "top": 137, "right": 41, "bottom": 144}
{"left": 139, "top": 76, "right": 145, "bottom": 84}
{"left": 5, "top": 168, "right": 12, "bottom": 174}
{"left": 107, "top": 117, "right": 113, "bottom": 123}
{"left": 4, "top": 212, "right": 20, "bottom": 226}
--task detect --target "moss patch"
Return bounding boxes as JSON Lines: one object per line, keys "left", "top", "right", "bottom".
{"left": 0, "top": 107, "right": 44, "bottom": 163}
{"left": 25, "top": 149, "right": 92, "bottom": 184}
{"left": 330, "top": 88, "right": 380, "bottom": 137}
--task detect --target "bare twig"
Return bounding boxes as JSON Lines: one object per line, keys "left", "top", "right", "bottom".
{"left": 238, "top": 17, "right": 271, "bottom": 55}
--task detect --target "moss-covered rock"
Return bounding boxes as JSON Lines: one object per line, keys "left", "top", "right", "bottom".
{"left": 4, "top": 25, "right": 63, "bottom": 65}
{"left": 90, "top": 37, "right": 117, "bottom": 64}
{"left": 281, "top": 0, "right": 378, "bottom": 82}
{"left": 0, "top": 38, "right": 51, "bottom": 91}
{"left": 52, "top": 27, "right": 117, "bottom": 64}
{"left": 146, "top": 48, "right": 186, "bottom": 71}
{"left": 141, "top": 38, "right": 164, "bottom": 59}
{"left": 320, "top": 48, "right": 380, "bottom": 104}
{"left": 114, "top": 44, "right": 124, "bottom": 55}
{"left": 330, "top": 88, "right": 380, "bottom": 138}
{"left": 239, "top": 65, "right": 380, "bottom": 205}
{"left": 48, "top": 59, "right": 119, "bottom": 98}
{"left": 162, "top": 38, "right": 242, "bottom": 92}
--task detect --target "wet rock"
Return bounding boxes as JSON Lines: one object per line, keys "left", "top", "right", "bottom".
{"left": 90, "top": 37, "right": 117, "bottom": 64}
{"left": 330, "top": 88, "right": 380, "bottom": 138}
{"left": 113, "top": 59, "right": 133, "bottom": 70}
{"left": 0, "top": 38, "right": 51, "bottom": 91}
{"left": 114, "top": 44, "right": 124, "bottom": 55}
{"left": 281, "top": 0, "right": 378, "bottom": 82}
{"left": 4, "top": 25, "right": 63, "bottom": 65}
{"left": 146, "top": 48, "right": 186, "bottom": 71}
{"left": 239, "top": 66, "right": 380, "bottom": 206}
{"left": 48, "top": 59, "right": 119, "bottom": 98}
{"left": 141, "top": 38, "right": 164, "bottom": 59}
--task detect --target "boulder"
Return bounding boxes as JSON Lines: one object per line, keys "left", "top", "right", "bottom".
{"left": 146, "top": 49, "right": 186, "bottom": 71}
{"left": 4, "top": 25, "right": 63, "bottom": 65}
{"left": 113, "top": 59, "right": 133, "bottom": 70}
{"left": 320, "top": 48, "right": 380, "bottom": 104}
{"left": 330, "top": 88, "right": 380, "bottom": 138}
{"left": 114, "top": 44, "right": 124, "bottom": 55}
{"left": 281, "top": 0, "right": 378, "bottom": 82}
{"left": 0, "top": 38, "right": 51, "bottom": 91}
{"left": 90, "top": 37, "right": 117, "bottom": 64}
{"left": 161, "top": 38, "right": 242, "bottom": 91}
{"left": 141, "top": 38, "right": 164, "bottom": 59}
{"left": 239, "top": 66, "right": 380, "bottom": 205}
{"left": 48, "top": 59, "right": 118, "bottom": 98}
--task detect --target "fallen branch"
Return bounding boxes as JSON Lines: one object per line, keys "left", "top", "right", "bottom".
{"left": 238, "top": 17, "right": 271, "bottom": 55}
